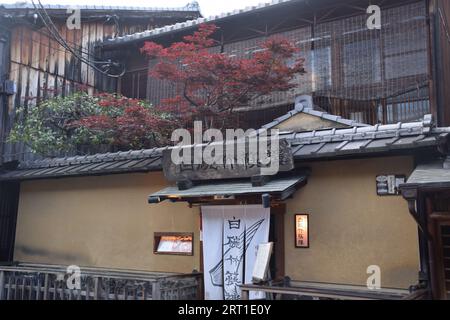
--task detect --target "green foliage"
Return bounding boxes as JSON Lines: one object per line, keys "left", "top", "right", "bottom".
{"left": 8, "top": 92, "right": 172, "bottom": 156}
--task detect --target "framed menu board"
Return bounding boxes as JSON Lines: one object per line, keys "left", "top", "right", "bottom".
{"left": 153, "top": 232, "right": 193, "bottom": 255}
{"left": 295, "top": 214, "right": 309, "bottom": 248}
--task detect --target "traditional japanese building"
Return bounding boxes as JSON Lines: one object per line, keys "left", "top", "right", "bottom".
{"left": 0, "top": 100, "right": 447, "bottom": 299}
{"left": 0, "top": 2, "right": 202, "bottom": 164}
{"left": 1, "top": 0, "right": 450, "bottom": 300}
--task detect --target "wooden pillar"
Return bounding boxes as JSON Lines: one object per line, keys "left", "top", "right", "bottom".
{"left": 427, "top": 0, "right": 441, "bottom": 124}
{"left": 0, "top": 271, "right": 5, "bottom": 300}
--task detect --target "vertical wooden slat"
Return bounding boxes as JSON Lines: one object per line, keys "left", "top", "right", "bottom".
{"left": 142, "top": 284, "right": 147, "bottom": 300}
{"left": 87, "top": 22, "right": 96, "bottom": 88}
{"left": 152, "top": 281, "right": 161, "bottom": 300}
{"left": 48, "top": 29, "right": 57, "bottom": 76}
{"left": 31, "top": 31, "right": 40, "bottom": 70}
{"left": 35, "top": 274, "right": 41, "bottom": 300}
{"left": 20, "top": 276, "right": 25, "bottom": 300}
{"left": 85, "top": 278, "right": 90, "bottom": 300}
{"left": 6, "top": 273, "right": 12, "bottom": 300}
{"left": 38, "top": 31, "right": 49, "bottom": 73}
{"left": 13, "top": 275, "right": 19, "bottom": 299}
{"left": 57, "top": 24, "right": 66, "bottom": 78}
{"left": 94, "top": 277, "right": 99, "bottom": 300}
{"left": 0, "top": 271, "right": 5, "bottom": 300}
{"left": 80, "top": 23, "right": 89, "bottom": 85}
{"left": 43, "top": 273, "right": 49, "bottom": 300}
{"left": 68, "top": 286, "right": 73, "bottom": 300}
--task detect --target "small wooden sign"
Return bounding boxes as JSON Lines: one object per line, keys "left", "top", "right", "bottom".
{"left": 295, "top": 214, "right": 309, "bottom": 248}
{"left": 376, "top": 175, "right": 406, "bottom": 196}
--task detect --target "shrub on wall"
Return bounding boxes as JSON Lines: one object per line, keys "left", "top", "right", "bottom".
{"left": 8, "top": 92, "right": 177, "bottom": 156}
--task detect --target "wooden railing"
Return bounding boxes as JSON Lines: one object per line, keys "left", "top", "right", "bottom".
{"left": 0, "top": 263, "right": 202, "bottom": 300}
{"left": 240, "top": 279, "right": 425, "bottom": 300}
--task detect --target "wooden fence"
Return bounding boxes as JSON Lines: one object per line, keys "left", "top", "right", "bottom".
{"left": 240, "top": 278, "right": 428, "bottom": 300}
{"left": 0, "top": 263, "right": 202, "bottom": 300}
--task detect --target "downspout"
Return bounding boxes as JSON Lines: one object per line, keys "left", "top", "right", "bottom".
{"left": 402, "top": 188, "right": 429, "bottom": 239}
{"left": 401, "top": 187, "right": 431, "bottom": 295}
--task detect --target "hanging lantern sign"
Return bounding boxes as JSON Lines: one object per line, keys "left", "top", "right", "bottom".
{"left": 295, "top": 214, "right": 309, "bottom": 248}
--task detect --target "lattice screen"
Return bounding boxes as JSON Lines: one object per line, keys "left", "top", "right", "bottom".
{"left": 145, "top": 1, "right": 430, "bottom": 125}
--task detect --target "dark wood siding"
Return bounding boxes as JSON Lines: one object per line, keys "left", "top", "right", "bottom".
{"left": 0, "top": 28, "right": 10, "bottom": 166}
{"left": 2, "top": 21, "right": 118, "bottom": 163}
{"left": 0, "top": 181, "right": 20, "bottom": 263}
{"left": 1, "top": 13, "right": 199, "bottom": 162}
{"left": 433, "top": 0, "right": 450, "bottom": 126}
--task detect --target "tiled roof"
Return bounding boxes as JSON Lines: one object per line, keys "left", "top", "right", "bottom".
{"left": 1, "top": 115, "right": 448, "bottom": 181}
{"left": 283, "top": 115, "right": 449, "bottom": 159}
{"left": 0, "top": 148, "right": 164, "bottom": 181}
{"left": 0, "top": 2, "right": 201, "bottom": 12}
{"left": 101, "top": 0, "right": 297, "bottom": 46}
{"left": 149, "top": 172, "right": 307, "bottom": 201}
{"left": 400, "top": 157, "right": 450, "bottom": 189}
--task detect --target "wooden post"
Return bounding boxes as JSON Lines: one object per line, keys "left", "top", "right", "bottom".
{"left": 20, "top": 276, "right": 25, "bottom": 300}
{"left": 241, "top": 288, "right": 249, "bottom": 300}
{"left": 43, "top": 273, "right": 49, "bottom": 300}
{"left": 36, "top": 275, "right": 41, "bottom": 300}
{"left": 6, "top": 275, "right": 12, "bottom": 300}
{"left": 86, "top": 278, "right": 90, "bottom": 300}
{"left": 152, "top": 281, "right": 161, "bottom": 300}
{"left": 0, "top": 271, "right": 5, "bottom": 300}
{"left": 94, "top": 277, "right": 99, "bottom": 300}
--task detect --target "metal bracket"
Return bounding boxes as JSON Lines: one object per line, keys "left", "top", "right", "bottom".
{"left": 0, "top": 80, "right": 16, "bottom": 95}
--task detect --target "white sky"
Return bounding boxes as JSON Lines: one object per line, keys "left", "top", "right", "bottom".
{"left": 1, "top": 0, "right": 266, "bottom": 17}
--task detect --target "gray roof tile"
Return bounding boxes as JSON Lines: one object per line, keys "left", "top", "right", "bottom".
{"left": 400, "top": 156, "right": 450, "bottom": 189}
{"left": 102, "top": 0, "right": 295, "bottom": 46}
{"left": 0, "top": 2, "right": 200, "bottom": 12}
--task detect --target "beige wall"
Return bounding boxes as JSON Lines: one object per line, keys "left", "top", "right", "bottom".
{"left": 285, "top": 156, "right": 419, "bottom": 289}
{"left": 14, "top": 156, "right": 420, "bottom": 289}
{"left": 14, "top": 172, "right": 200, "bottom": 273}
{"left": 275, "top": 113, "right": 348, "bottom": 131}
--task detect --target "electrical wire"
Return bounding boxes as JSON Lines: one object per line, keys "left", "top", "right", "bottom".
{"left": 31, "top": 0, "right": 125, "bottom": 77}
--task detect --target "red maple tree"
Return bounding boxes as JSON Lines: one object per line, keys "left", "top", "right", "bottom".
{"left": 141, "top": 24, "right": 306, "bottom": 128}
{"left": 73, "top": 93, "right": 177, "bottom": 149}
{"left": 39, "top": 25, "right": 307, "bottom": 153}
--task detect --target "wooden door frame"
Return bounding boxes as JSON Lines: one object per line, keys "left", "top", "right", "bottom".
{"left": 270, "top": 203, "right": 286, "bottom": 281}
{"left": 429, "top": 212, "right": 450, "bottom": 299}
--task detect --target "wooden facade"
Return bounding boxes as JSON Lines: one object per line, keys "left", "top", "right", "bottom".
{"left": 400, "top": 188, "right": 450, "bottom": 300}
{"left": 0, "top": 5, "right": 201, "bottom": 164}
{"left": 100, "top": 0, "right": 447, "bottom": 130}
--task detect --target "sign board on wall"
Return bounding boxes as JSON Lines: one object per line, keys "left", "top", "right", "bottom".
{"left": 162, "top": 138, "right": 294, "bottom": 182}
{"left": 376, "top": 175, "right": 406, "bottom": 196}
{"left": 295, "top": 214, "right": 309, "bottom": 248}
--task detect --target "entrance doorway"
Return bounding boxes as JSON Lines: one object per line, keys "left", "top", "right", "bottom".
{"left": 200, "top": 204, "right": 285, "bottom": 300}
